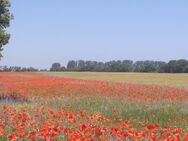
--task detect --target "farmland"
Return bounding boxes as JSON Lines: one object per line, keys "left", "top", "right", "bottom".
{"left": 45, "top": 72, "right": 188, "bottom": 88}
{"left": 0, "top": 72, "right": 188, "bottom": 140}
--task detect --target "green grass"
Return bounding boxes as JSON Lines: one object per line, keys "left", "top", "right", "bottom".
{"left": 1, "top": 72, "right": 188, "bottom": 139}
{"left": 3, "top": 95, "right": 187, "bottom": 129}
{"left": 35, "top": 96, "right": 188, "bottom": 129}
{"left": 44, "top": 71, "right": 188, "bottom": 128}
{"left": 44, "top": 72, "right": 188, "bottom": 88}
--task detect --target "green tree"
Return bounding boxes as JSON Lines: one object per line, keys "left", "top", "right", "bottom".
{"left": 50, "top": 63, "right": 61, "bottom": 71}
{"left": 67, "top": 60, "right": 77, "bottom": 71}
{"left": 0, "top": 0, "right": 12, "bottom": 59}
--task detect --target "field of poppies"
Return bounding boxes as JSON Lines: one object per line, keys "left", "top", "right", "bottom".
{"left": 0, "top": 72, "right": 188, "bottom": 141}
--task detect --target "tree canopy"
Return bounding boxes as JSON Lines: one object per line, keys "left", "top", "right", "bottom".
{"left": 0, "top": 0, "right": 12, "bottom": 59}
{"left": 49, "top": 59, "right": 188, "bottom": 73}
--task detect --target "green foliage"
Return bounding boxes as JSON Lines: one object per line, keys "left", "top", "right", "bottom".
{"left": 63, "top": 59, "right": 188, "bottom": 73}
{"left": 0, "top": 0, "right": 12, "bottom": 59}
{"left": 50, "top": 63, "right": 66, "bottom": 72}
{"left": 44, "top": 96, "right": 188, "bottom": 129}
{"left": 0, "top": 65, "right": 39, "bottom": 72}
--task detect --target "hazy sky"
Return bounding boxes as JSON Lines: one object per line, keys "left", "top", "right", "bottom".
{"left": 0, "top": 0, "right": 188, "bottom": 69}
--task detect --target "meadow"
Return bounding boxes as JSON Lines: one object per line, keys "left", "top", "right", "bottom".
{"left": 0, "top": 72, "right": 188, "bottom": 141}
{"left": 45, "top": 72, "right": 188, "bottom": 88}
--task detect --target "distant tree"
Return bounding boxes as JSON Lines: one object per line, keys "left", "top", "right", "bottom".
{"left": 0, "top": 66, "right": 2, "bottom": 71}
{"left": 3, "top": 65, "right": 8, "bottom": 71}
{"left": 133, "top": 61, "right": 165, "bottom": 72}
{"left": 84, "top": 61, "right": 97, "bottom": 71}
{"left": 52, "top": 59, "right": 188, "bottom": 73}
{"left": 95, "top": 62, "right": 105, "bottom": 72}
{"left": 26, "top": 67, "right": 38, "bottom": 72}
{"left": 183, "top": 65, "right": 188, "bottom": 73}
{"left": 77, "top": 60, "right": 85, "bottom": 71}
{"left": 67, "top": 60, "right": 77, "bottom": 71}
{"left": 104, "top": 62, "right": 111, "bottom": 72}
{"left": 61, "top": 66, "right": 66, "bottom": 71}
{"left": 120, "top": 60, "right": 133, "bottom": 72}
{"left": 176, "top": 59, "right": 188, "bottom": 73}
{"left": 155, "top": 61, "right": 167, "bottom": 73}
{"left": 108, "top": 60, "right": 121, "bottom": 72}
{"left": 40, "top": 69, "right": 48, "bottom": 72}
{"left": 142, "top": 61, "right": 157, "bottom": 72}
{"left": 166, "top": 59, "right": 188, "bottom": 73}
{"left": 21, "top": 67, "right": 27, "bottom": 72}
{"left": 14, "top": 66, "right": 22, "bottom": 72}
{"left": 0, "top": 65, "right": 39, "bottom": 72}
{"left": 133, "top": 61, "right": 145, "bottom": 72}
{"left": 0, "top": 0, "right": 13, "bottom": 59}
{"left": 50, "top": 63, "right": 61, "bottom": 71}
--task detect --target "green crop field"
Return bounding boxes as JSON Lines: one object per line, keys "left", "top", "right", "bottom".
{"left": 44, "top": 72, "right": 188, "bottom": 88}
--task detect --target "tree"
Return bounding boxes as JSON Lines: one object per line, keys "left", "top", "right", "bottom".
{"left": 77, "top": 60, "right": 85, "bottom": 71}
{"left": 67, "top": 60, "right": 77, "bottom": 71}
{"left": 61, "top": 66, "right": 66, "bottom": 71}
{"left": 50, "top": 63, "right": 61, "bottom": 71}
{"left": 166, "top": 59, "right": 188, "bottom": 73}
{"left": 133, "top": 61, "right": 166, "bottom": 72}
{"left": 0, "top": 0, "right": 12, "bottom": 59}
{"left": 121, "top": 60, "right": 133, "bottom": 72}
{"left": 134, "top": 61, "right": 145, "bottom": 72}
{"left": 183, "top": 65, "right": 188, "bottom": 73}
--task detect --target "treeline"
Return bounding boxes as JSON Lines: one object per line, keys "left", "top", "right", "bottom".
{"left": 1, "top": 59, "right": 188, "bottom": 73}
{"left": 0, "top": 66, "right": 39, "bottom": 72}
{"left": 50, "top": 59, "right": 188, "bottom": 73}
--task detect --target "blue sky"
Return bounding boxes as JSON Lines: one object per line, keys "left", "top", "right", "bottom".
{"left": 0, "top": 0, "right": 188, "bottom": 69}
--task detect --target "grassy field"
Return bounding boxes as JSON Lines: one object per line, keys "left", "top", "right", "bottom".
{"left": 45, "top": 72, "right": 188, "bottom": 88}
{"left": 1, "top": 72, "right": 188, "bottom": 140}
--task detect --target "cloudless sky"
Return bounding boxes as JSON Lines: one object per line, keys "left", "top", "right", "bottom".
{"left": 0, "top": 0, "right": 188, "bottom": 69}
